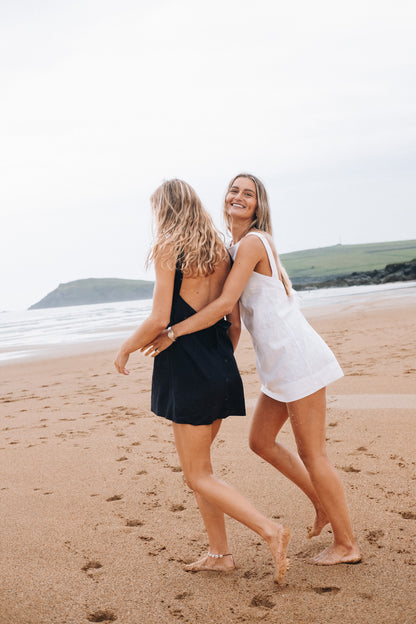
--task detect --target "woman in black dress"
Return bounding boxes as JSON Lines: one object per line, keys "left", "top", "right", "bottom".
{"left": 114, "top": 179, "right": 290, "bottom": 583}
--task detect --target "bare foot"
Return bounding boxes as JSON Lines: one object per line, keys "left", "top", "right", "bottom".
{"left": 267, "top": 525, "right": 291, "bottom": 585}
{"left": 184, "top": 554, "right": 235, "bottom": 573}
{"left": 307, "top": 508, "right": 329, "bottom": 539}
{"left": 309, "top": 544, "right": 361, "bottom": 565}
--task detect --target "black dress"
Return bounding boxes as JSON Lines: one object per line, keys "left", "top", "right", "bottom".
{"left": 151, "top": 266, "right": 246, "bottom": 425}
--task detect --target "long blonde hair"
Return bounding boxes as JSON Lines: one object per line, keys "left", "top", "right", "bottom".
{"left": 147, "top": 179, "right": 228, "bottom": 277}
{"left": 224, "top": 173, "right": 292, "bottom": 296}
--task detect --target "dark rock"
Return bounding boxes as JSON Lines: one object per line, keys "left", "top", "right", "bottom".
{"left": 294, "top": 258, "right": 416, "bottom": 291}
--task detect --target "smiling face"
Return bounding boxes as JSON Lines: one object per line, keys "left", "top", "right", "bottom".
{"left": 225, "top": 176, "right": 258, "bottom": 223}
{"left": 223, "top": 172, "right": 273, "bottom": 238}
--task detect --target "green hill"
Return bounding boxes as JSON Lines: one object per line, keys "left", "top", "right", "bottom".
{"left": 281, "top": 240, "right": 416, "bottom": 285}
{"left": 29, "top": 278, "right": 154, "bottom": 309}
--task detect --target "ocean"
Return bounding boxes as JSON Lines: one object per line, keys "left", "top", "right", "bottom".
{"left": 1, "top": 281, "right": 415, "bottom": 364}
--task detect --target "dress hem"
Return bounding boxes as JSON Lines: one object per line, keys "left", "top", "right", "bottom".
{"left": 151, "top": 410, "right": 246, "bottom": 426}
{"left": 260, "top": 369, "right": 344, "bottom": 403}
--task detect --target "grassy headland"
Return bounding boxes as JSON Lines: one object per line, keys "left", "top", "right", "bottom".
{"left": 281, "top": 240, "right": 416, "bottom": 285}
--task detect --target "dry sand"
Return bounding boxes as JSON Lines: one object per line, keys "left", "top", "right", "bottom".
{"left": 1, "top": 290, "right": 415, "bottom": 624}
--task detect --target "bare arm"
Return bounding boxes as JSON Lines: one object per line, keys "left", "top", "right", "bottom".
{"left": 226, "top": 301, "right": 241, "bottom": 352}
{"left": 172, "top": 236, "right": 261, "bottom": 337}
{"left": 114, "top": 259, "right": 175, "bottom": 374}
{"left": 142, "top": 236, "right": 264, "bottom": 356}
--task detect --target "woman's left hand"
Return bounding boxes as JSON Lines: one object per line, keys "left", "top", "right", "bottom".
{"left": 141, "top": 329, "right": 173, "bottom": 357}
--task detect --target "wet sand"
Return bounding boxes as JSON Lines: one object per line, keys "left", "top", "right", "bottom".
{"left": 1, "top": 290, "right": 415, "bottom": 623}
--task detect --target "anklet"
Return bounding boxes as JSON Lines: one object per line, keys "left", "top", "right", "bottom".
{"left": 207, "top": 552, "right": 232, "bottom": 559}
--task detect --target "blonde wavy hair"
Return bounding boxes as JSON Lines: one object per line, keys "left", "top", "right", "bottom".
{"left": 147, "top": 179, "right": 228, "bottom": 277}
{"left": 224, "top": 173, "right": 292, "bottom": 296}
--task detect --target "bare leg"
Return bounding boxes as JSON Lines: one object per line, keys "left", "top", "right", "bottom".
{"left": 287, "top": 388, "right": 361, "bottom": 565}
{"left": 173, "top": 422, "right": 290, "bottom": 583}
{"left": 183, "top": 499, "right": 235, "bottom": 572}
{"left": 185, "top": 420, "right": 235, "bottom": 572}
{"left": 249, "top": 393, "right": 329, "bottom": 538}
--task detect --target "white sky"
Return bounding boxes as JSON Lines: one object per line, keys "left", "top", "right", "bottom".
{"left": 1, "top": 0, "right": 415, "bottom": 310}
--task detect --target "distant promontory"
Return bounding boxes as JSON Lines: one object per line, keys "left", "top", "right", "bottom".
{"left": 29, "top": 278, "right": 154, "bottom": 310}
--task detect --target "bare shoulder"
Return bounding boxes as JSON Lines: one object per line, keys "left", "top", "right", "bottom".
{"left": 230, "top": 236, "right": 265, "bottom": 274}
{"left": 244, "top": 230, "right": 279, "bottom": 254}
{"left": 238, "top": 233, "right": 264, "bottom": 251}
{"left": 238, "top": 231, "right": 273, "bottom": 256}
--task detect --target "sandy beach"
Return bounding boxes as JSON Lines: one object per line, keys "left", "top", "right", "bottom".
{"left": 1, "top": 289, "right": 415, "bottom": 624}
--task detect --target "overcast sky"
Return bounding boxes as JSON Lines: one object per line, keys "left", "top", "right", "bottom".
{"left": 1, "top": 0, "right": 415, "bottom": 310}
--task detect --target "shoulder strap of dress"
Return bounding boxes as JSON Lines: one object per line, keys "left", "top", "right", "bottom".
{"left": 174, "top": 255, "right": 184, "bottom": 294}
{"left": 245, "top": 232, "right": 280, "bottom": 278}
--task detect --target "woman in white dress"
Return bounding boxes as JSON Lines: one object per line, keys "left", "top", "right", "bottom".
{"left": 115, "top": 179, "right": 290, "bottom": 584}
{"left": 145, "top": 173, "right": 361, "bottom": 566}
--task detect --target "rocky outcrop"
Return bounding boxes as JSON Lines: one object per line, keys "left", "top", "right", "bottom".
{"left": 294, "top": 258, "right": 416, "bottom": 290}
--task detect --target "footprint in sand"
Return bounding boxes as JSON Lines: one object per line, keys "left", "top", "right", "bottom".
{"left": 175, "top": 592, "right": 191, "bottom": 600}
{"left": 313, "top": 586, "right": 340, "bottom": 595}
{"left": 167, "top": 608, "right": 184, "bottom": 619}
{"left": 148, "top": 546, "right": 166, "bottom": 556}
{"left": 170, "top": 504, "right": 185, "bottom": 512}
{"left": 126, "top": 519, "right": 144, "bottom": 527}
{"left": 399, "top": 511, "right": 416, "bottom": 519}
{"left": 87, "top": 609, "right": 117, "bottom": 622}
{"left": 365, "top": 529, "right": 384, "bottom": 547}
{"left": 82, "top": 561, "right": 103, "bottom": 572}
{"left": 250, "top": 594, "right": 275, "bottom": 608}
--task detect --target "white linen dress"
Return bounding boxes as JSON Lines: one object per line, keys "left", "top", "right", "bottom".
{"left": 230, "top": 232, "right": 343, "bottom": 402}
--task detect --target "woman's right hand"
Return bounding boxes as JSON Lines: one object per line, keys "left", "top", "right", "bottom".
{"left": 114, "top": 349, "right": 130, "bottom": 375}
{"left": 141, "top": 329, "right": 173, "bottom": 357}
